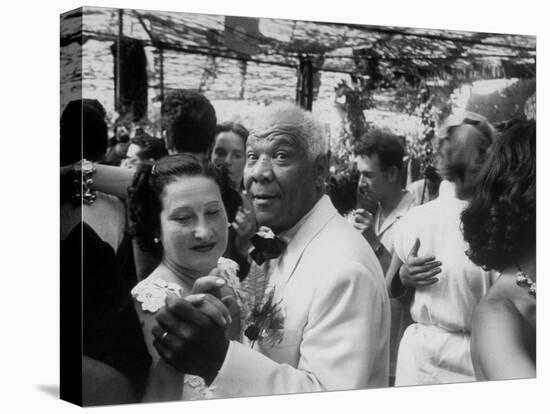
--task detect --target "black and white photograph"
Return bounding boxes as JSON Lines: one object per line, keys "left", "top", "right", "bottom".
{"left": 3, "top": 0, "right": 546, "bottom": 413}
{"left": 57, "top": 1, "right": 539, "bottom": 407}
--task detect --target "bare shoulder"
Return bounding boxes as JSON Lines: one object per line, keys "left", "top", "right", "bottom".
{"left": 475, "top": 272, "right": 535, "bottom": 334}
{"left": 475, "top": 294, "right": 517, "bottom": 326}
{"left": 472, "top": 272, "right": 536, "bottom": 380}
{"left": 484, "top": 273, "right": 535, "bottom": 316}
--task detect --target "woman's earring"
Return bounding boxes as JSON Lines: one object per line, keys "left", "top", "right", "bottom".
{"left": 153, "top": 237, "right": 160, "bottom": 244}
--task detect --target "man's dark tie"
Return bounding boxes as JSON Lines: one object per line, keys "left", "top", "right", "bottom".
{"left": 249, "top": 233, "right": 287, "bottom": 265}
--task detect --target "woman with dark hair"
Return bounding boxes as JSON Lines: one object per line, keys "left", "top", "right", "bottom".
{"left": 60, "top": 99, "right": 151, "bottom": 405}
{"left": 210, "top": 122, "right": 257, "bottom": 278}
{"left": 118, "top": 132, "right": 170, "bottom": 279}
{"left": 386, "top": 111, "right": 497, "bottom": 386}
{"left": 121, "top": 133, "right": 168, "bottom": 170}
{"left": 462, "top": 120, "right": 536, "bottom": 380}
{"left": 64, "top": 105, "right": 252, "bottom": 280}
{"left": 211, "top": 122, "right": 248, "bottom": 189}
{"left": 128, "top": 153, "right": 243, "bottom": 402}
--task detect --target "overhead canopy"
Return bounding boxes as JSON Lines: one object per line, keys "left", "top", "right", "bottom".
{"left": 60, "top": 6, "right": 536, "bottom": 125}
{"left": 61, "top": 7, "right": 535, "bottom": 83}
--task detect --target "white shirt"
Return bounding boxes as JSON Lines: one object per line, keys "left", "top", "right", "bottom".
{"left": 392, "top": 182, "right": 494, "bottom": 332}
{"left": 392, "top": 181, "right": 495, "bottom": 385}
{"left": 374, "top": 190, "right": 417, "bottom": 255}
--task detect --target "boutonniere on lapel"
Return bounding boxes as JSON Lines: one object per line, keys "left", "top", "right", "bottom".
{"left": 242, "top": 226, "right": 286, "bottom": 348}
{"left": 243, "top": 287, "right": 285, "bottom": 348}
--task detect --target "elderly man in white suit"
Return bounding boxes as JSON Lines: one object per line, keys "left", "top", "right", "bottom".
{"left": 153, "top": 103, "right": 390, "bottom": 398}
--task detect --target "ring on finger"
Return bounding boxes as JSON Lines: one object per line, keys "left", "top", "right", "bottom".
{"left": 161, "top": 331, "right": 169, "bottom": 345}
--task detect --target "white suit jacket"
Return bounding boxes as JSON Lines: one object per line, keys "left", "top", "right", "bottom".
{"left": 208, "top": 195, "right": 390, "bottom": 398}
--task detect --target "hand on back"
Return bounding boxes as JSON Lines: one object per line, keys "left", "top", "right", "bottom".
{"left": 399, "top": 238, "right": 441, "bottom": 288}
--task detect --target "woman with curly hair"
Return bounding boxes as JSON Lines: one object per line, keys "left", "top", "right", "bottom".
{"left": 120, "top": 132, "right": 168, "bottom": 170}
{"left": 127, "top": 153, "right": 243, "bottom": 402}
{"left": 462, "top": 120, "right": 536, "bottom": 380}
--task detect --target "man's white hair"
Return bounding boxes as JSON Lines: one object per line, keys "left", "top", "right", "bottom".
{"left": 250, "top": 102, "right": 328, "bottom": 160}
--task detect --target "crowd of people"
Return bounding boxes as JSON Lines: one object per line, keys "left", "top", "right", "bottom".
{"left": 60, "top": 89, "right": 536, "bottom": 405}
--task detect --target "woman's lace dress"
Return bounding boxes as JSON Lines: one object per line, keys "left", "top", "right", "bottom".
{"left": 131, "top": 257, "right": 244, "bottom": 401}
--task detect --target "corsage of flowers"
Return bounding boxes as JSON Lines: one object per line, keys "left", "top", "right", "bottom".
{"left": 242, "top": 226, "right": 286, "bottom": 348}
{"left": 131, "top": 278, "right": 183, "bottom": 313}
{"left": 243, "top": 287, "right": 285, "bottom": 348}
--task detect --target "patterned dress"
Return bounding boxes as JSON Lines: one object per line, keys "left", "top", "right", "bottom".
{"left": 131, "top": 257, "right": 243, "bottom": 401}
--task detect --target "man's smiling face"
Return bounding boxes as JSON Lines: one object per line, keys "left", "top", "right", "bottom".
{"left": 244, "top": 117, "right": 320, "bottom": 234}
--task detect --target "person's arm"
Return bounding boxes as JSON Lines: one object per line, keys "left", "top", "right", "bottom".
{"left": 386, "top": 251, "right": 407, "bottom": 298}
{"left": 225, "top": 226, "right": 252, "bottom": 279}
{"left": 189, "top": 274, "right": 241, "bottom": 341}
{"left": 134, "top": 278, "right": 235, "bottom": 364}
{"left": 228, "top": 194, "right": 257, "bottom": 278}
{"left": 82, "top": 356, "right": 140, "bottom": 405}
{"left": 471, "top": 298, "right": 535, "bottom": 381}
{"left": 132, "top": 279, "right": 236, "bottom": 402}
{"left": 208, "top": 262, "right": 389, "bottom": 397}
{"left": 348, "top": 209, "right": 391, "bottom": 272}
{"left": 90, "top": 164, "right": 135, "bottom": 199}
{"left": 385, "top": 239, "right": 441, "bottom": 299}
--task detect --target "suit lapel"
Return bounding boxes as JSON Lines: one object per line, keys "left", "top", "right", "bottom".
{"left": 272, "top": 196, "right": 338, "bottom": 290}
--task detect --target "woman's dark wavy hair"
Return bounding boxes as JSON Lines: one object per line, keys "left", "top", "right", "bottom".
{"left": 60, "top": 99, "right": 108, "bottom": 166}
{"left": 127, "top": 153, "right": 235, "bottom": 259}
{"left": 461, "top": 119, "right": 536, "bottom": 272}
{"left": 131, "top": 133, "right": 168, "bottom": 161}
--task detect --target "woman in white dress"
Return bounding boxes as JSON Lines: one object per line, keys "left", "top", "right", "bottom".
{"left": 386, "top": 112, "right": 497, "bottom": 386}
{"left": 127, "top": 153, "right": 243, "bottom": 402}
